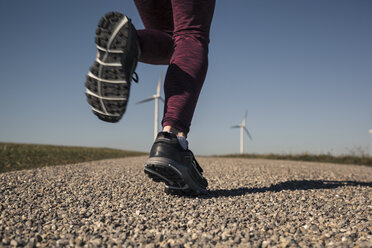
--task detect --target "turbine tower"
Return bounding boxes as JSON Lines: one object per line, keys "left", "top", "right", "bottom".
{"left": 137, "top": 73, "right": 164, "bottom": 141}
{"left": 369, "top": 129, "right": 372, "bottom": 156}
{"left": 232, "top": 111, "right": 253, "bottom": 154}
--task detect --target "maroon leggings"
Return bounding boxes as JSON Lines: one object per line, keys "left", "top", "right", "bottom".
{"left": 134, "top": 0, "right": 216, "bottom": 135}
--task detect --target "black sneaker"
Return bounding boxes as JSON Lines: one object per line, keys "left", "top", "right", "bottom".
{"left": 144, "top": 132, "right": 208, "bottom": 195}
{"left": 85, "top": 12, "right": 140, "bottom": 123}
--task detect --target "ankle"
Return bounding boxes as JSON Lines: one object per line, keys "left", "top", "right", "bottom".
{"left": 162, "top": 126, "right": 185, "bottom": 137}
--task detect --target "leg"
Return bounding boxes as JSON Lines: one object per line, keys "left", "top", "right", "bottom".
{"left": 134, "top": 0, "right": 174, "bottom": 65}
{"left": 162, "top": 0, "right": 216, "bottom": 135}
{"left": 142, "top": 0, "right": 215, "bottom": 195}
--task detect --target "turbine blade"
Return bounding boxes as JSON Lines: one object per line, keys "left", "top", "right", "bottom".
{"left": 231, "top": 125, "right": 240, "bottom": 128}
{"left": 159, "top": 97, "right": 165, "bottom": 103}
{"left": 244, "top": 127, "right": 253, "bottom": 140}
{"left": 242, "top": 110, "right": 248, "bottom": 126}
{"left": 136, "top": 97, "right": 154, "bottom": 104}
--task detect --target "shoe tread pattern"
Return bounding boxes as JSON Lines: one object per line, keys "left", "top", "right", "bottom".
{"left": 144, "top": 164, "right": 186, "bottom": 188}
{"left": 85, "top": 12, "right": 136, "bottom": 123}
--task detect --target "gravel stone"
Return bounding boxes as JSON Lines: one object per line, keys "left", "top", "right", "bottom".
{"left": 0, "top": 156, "right": 371, "bottom": 247}
{"left": 10, "top": 239, "right": 18, "bottom": 247}
{"left": 2, "top": 238, "right": 10, "bottom": 245}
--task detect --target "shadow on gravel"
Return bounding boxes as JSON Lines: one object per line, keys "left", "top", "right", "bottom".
{"left": 200, "top": 180, "right": 372, "bottom": 199}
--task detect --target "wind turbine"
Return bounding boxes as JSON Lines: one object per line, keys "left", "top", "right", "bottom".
{"left": 137, "top": 73, "right": 164, "bottom": 141}
{"left": 231, "top": 111, "right": 253, "bottom": 154}
{"left": 369, "top": 129, "right": 372, "bottom": 156}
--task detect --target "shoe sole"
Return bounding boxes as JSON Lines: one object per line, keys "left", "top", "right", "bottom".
{"left": 85, "top": 12, "right": 138, "bottom": 123}
{"left": 144, "top": 157, "right": 208, "bottom": 196}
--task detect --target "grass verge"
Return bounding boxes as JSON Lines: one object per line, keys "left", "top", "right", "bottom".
{"left": 0, "top": 142, "right": 146, "bottom": 173}
{"left": 218, "top": 153, "right": 372, "bottom": 167}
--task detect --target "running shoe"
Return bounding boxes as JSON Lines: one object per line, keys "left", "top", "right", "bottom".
{"left": 144, "top": 132, "right": 208, "bottom": 195}
{"left": 85, "top": 12, "right": 140, "bottom": 123}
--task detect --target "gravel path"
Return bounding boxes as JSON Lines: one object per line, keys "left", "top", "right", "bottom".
{"left": 1, "top": 156, "right": 371, "bottom": 247}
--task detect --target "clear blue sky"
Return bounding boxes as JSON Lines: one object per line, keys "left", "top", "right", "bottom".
{"left": 1, "top": 0, "right": 371, "bottom": 156}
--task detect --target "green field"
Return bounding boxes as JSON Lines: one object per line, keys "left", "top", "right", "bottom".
{"left": 1, "top": 142, "right": 371, "bottom": 174}
{"left": 220, "top": 153, "right": 372, "bottom": 167}
{"left": 0, "top": 142, "right": 146, "bottom": 173}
